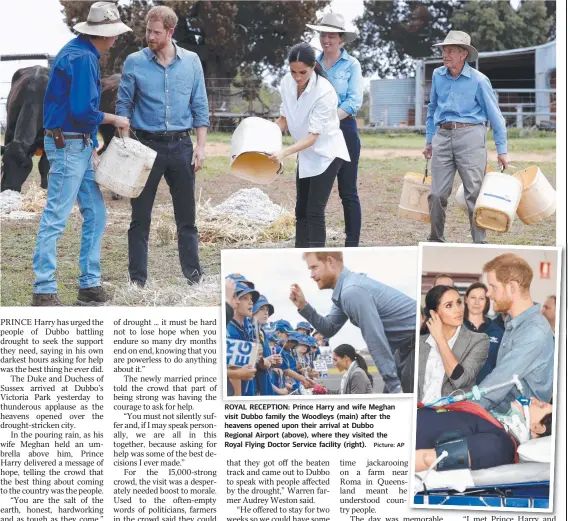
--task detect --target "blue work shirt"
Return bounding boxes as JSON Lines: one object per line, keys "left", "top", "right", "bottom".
{"left": 464, "top": 317, "right": 505, "bottom": 384}
{"left": 317, "top": 49, "right": 363, "bottom": 116}
{"left": 426, "top": 62, "right": 507, "bottom": 154}
{"left": 43, "top": 35, "right": 104, "bottom": 147}
{"left": 226, "top": 318, "right": 257, "bottom": 396}
{"left": 478, "top": 304, "right": 554, "bottom": 414}
{"left": 298, "top": 268, "right": 417, "bottom": 393}
{"left": 116, "top": 44, "right": 209, "bottom": 131}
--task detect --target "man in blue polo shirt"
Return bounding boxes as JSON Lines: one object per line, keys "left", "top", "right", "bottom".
{"left": 423, "top": 31, "right": 511, "bottom": 244}
{"left": 32, "top": 2, "right": 131, "bottom": 306}
{"left": 116, "top": 5, "right": 209, "bottom": 287}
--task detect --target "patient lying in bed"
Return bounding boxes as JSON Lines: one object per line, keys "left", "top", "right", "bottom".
{"left": 415, "top": 398, "right": 552, "bottom": 472}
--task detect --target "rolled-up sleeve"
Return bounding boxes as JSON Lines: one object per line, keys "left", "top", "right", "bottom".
{"left": 308, "top": 89, "right": 337, "bottom": 134}
{"left": 476, "top": 76, "right": 507, "bottom": 154}
{"left": 425, "top": 72, "right": 437, "bottom": 144}
{"left": 339, "top": 60, "right": 363, "bottom": 115}
{"left": 69, "top": 55, "right": 104, "bottom": 129}
{"left": 116, "top": 55, "right": 136, "bottom": 118}
{"left": 190, "top": 56, "right": 210, "bottom": 128}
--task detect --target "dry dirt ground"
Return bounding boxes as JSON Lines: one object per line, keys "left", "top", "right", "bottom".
{"left": 0, "top": 142, "right": 557, "bottom": 306}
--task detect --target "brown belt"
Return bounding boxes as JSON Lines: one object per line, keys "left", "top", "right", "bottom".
{"left": 439, "top": 122, "right": 483, "bottom": 130}
{"left": 45, "top": 129, "right": 90, "bottom": 140}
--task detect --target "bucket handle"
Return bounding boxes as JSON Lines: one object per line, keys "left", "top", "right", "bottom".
{"left": 498, "top": 163, "right": 522, "bottom": 174}
{"left": 115, "top": 128, "right": 154, "bottom": 161}
{"left": 422, "top": 159, "right": 429, "bottom": 184}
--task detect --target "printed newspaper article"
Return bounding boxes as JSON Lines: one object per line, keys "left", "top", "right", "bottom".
{"left": 1, "top": 305, "right": 565, "bottom": 520}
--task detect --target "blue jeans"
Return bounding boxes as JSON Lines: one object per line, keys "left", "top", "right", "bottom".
{"left": 338, "top": 118, "right": 362, "bottom": 247}
{"left": 33, "top": 136, "right": 106, "bottom": 294}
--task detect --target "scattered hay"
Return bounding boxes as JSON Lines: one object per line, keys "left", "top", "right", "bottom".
{"left": 21, "top": 182, "right": 47, "bottom": 213}
{"left": 259, "top": 214, "right": 295, "bottom": 242}
{"left": 154, "top": 208, "right": 177, "bottom": 246}
{"left": 106, "top": 274, "right": 220, "bottom": 307}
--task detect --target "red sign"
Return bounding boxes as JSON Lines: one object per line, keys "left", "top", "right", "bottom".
{"left": 540, "top": 262, "right": 551, "bottom": 279}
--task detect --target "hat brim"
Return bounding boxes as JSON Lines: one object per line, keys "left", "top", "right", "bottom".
{"left": 306, "top": 24, "right": 357, "bottom": 43}
{"left": 433, "top": 42, "right": 478, "bottom": 62}
{"left": 74, "top": 21, "right": 132, "bottom": 37}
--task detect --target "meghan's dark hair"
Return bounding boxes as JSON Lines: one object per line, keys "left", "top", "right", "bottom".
{"left": 288, "top": 43, "right": 329, "bottom": 82}
{"left": 420, "top": 285, "right": 457, "bottom": 335}
{"left": 334, "top": 344, "right": 373, "bottom": 386}
{"left": 464, "top": 282, "right": 490, "bottom": 320}
{"left": 538, "top": 413, "right": 552, "bottom": 438}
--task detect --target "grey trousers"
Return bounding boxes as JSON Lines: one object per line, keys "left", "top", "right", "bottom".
{"left": 428, "top": 125, "right": 488, "bottom": 243}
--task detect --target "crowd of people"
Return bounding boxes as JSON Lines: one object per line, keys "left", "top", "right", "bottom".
{"left": 224, "top": 272, "right": 349, "bottom": 397}
{"left": 415, "top": 253, "right": 556, "bottom": 473}
{"left": 225, "top": 251, "right": 418, "bottom": 397}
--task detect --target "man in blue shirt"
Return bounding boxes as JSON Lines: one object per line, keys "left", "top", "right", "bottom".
{"left": 477, "top": 254, "right": 554, "bottom": 414}
{"left": 116, "top": 5, "right": 209, "bottom": 287}
{"left": 32, "top": 2, "right": 131, "bottom": 306}
{"left": 290, "top": 252, "right": 417, "bottom": 394}
{"left": 423, "top": 31, "right": 511, "bottom": 244}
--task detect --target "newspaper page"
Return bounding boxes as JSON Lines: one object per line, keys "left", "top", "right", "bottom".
{"left": 0, "top": 0, "right": 566, "bottom": 520}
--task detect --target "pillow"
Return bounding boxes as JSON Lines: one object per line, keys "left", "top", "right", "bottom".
{"left": 517, "top": 436, "right": 551, "bottom": 463}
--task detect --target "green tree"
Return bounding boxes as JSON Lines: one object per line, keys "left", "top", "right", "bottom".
{"left": 60, "top": 0, "right": 329, "bottom": 79}
{"left": 451, "top": 0, "right": 553, "bottom": 51}
{"left": 354, "top": 1, "right": 465, "bottom": 78}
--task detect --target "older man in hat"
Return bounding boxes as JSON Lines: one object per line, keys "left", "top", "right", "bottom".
{"left": 423, "top": 31, "right": 510, "bottom": 244}
{"left": 32, "top": 2, "right": 131, "bottom": 306}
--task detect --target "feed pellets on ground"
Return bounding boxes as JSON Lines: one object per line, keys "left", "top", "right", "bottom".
{"left": 211, "top": 188, "right": 287, "bottom": 225}
{"left": 0, "top": 190, "right": 23, "bottom": 214}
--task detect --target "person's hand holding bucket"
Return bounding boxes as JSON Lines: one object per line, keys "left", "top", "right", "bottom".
{"left": 269, "top": 148, "right": 286, "bottom": 165}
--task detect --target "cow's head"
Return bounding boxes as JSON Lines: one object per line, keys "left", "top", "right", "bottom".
{"left": 1, "top": 141, "right": 34, "bottom": 192}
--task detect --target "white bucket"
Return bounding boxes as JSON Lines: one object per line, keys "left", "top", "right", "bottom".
{"left": 95, "top": 137, "right": 156, "bottom": 198}
{"left": 514, "top": 166, "right": 556, "bottom": 224}
{"left": 398, "top": 173, "right": 431, "bottom": 223}
{"left": 455, "top": 184, "right": 468, "bottom": 214}
{"left": 230, "top": 117, "right": 283, "bottom": 185}
{"left": 455, "top": 165, "right": 494, "bottom": 215}
{"left": 474, "top": 172, "right": 523, "bottom": 233}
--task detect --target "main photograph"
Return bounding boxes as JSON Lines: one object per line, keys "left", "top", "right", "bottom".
{"left": 0, "top": 1, "right": 557, "bottom": 307}
{"left": 222, "top": 247, "right": 418, "bottom": 398}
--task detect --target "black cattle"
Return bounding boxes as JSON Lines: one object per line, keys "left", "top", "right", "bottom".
{"left": 1, "top": 68, "right": 121, "bottom": 193}
{"left": 1, "top": 66, "right": 50, "bottom": 192}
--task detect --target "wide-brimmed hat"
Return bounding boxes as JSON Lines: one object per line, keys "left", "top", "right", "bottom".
{"left": 253, "top": 295, "right": 275, "bottom": 317}
{"left": 306, "top": 12, "right": 358, "bottom": 43}
{"left": 74, "top": 2, "right": 132, "bottom": 38}
{"left": 433, "top": 30, "right": 478, "bottom": 62}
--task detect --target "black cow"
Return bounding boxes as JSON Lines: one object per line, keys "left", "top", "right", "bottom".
{"left": 1, "top": 66, "right": 50, "bottom": 192}
{"left": 1, "top": 68, "right": 121, "bottom": 193}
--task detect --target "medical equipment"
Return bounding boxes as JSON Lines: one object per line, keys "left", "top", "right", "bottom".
{"left": 424, "top": 374, "right": 523, "bottom": 408}
{"left": 435, "top": 432, "right": 470, "bottom": 471}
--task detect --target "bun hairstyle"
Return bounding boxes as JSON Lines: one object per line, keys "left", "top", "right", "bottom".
{"left": 333, "top": 344, "right": 373, "bottom": 386}
{"left": 288, "top": 42, "right": 329, "bottom": 82}
{"left": 464, "top": 282, "right": 490, "bottom": 320}
{"left": 420, "top": 285, "right": 457, "bottom": 335}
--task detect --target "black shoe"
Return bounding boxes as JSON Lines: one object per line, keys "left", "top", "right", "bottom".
{"left": 187, "top": 269, "right": 203, "bottom": 286}
{"left": 32, "top": 293, "right": 62, "bottom": 306}
{"left": 76, "top": 286, "right": 107, "bottom": 306}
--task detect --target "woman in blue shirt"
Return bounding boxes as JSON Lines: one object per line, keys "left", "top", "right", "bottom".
{"left": 463, "top": 282, "right": 505, "bottom": 384}
{"left": 307, "top": 13, "right": 364, "bottom": 247}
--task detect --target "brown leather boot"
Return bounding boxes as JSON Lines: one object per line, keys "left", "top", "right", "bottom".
{"left": 32, "top": 294, "right": 62, "bottom": 306}
{"left": 76, "top": 286, "right": 107, "bottom": 306}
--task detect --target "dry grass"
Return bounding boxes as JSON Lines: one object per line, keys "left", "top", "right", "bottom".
{"left": 21, "top": 182, "right": 47, "bottom": 213}
{"left": 106, "top": 274, "right": 220, "bottom": 307}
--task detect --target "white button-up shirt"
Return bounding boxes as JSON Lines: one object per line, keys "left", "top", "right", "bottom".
{"left": 422, "top": 325, "right": 461, "bottom": 404}
{"left": 279, "top": 71, "right": 350, "bottom": 179}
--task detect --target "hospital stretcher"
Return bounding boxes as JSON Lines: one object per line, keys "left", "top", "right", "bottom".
{"left": 414, "top": 462, "right": 550, "bottom": 508}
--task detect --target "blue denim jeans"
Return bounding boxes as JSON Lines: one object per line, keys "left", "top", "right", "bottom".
{"left": 33, "top": 136, "right": 106, "bottom": 294}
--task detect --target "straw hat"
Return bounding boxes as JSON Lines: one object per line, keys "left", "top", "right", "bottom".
{"left": 74, "top": 2, "right": 132, "bottom": 38}
{"left": 433, "top": 30, "right": 478, "bottom": 62}
{"left": 306, "top": 12, "right": 358, "bottom": 43}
